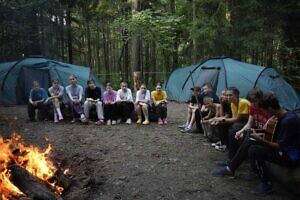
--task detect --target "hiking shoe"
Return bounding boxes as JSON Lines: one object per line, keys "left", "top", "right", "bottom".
{"left": 251, "top": 182, "right": 274, "bottom": 195}
{"left": 178, "top": 124, "right": 187, "bottom": 129}
{"left": 158, "top": 119, "right": 163, "bottom": 125}
{"left": 211, "top": 141, "right": 222, "bottom": 147}
{"left": 142, "top": 120, "right": 150, "bottom": 125}
{"left": 126, "top": 118, "right": 132, "bottom": 124}
{"left": 215, "top": 160, "right": 229, "bottom": 166}
{"left": 137, "top": 119, "right": 142, "bottom": 124}
{"left": 163, "top": 119, "right": 168, "bottom": 125}
{"left": 215, "top": 144, "right": 226, "bottom": 152}
{"left": 211, "top": 166, "right": 234, "bottom": 177}
{"left": 106, "top": 119, "right": 112, "bottom": 125}
{"left": 112, "top": 120, "right": 117, "bottom": 125}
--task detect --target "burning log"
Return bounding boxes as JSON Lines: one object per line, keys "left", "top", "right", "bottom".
{"left": 8, "top": 164, "right": 62, "bottom": 200}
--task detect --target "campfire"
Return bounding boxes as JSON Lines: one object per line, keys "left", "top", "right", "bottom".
{"left": 0, "top": 133, "right": 69, "bottom": 200}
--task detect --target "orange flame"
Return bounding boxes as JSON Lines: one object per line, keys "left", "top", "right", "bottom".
{"left": 0, "top": 133, "right": 64, "bottom": 199}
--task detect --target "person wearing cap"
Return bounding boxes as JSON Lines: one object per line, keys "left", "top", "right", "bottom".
{"left": 178, "top": 86, "right": 202, "bottom": 132}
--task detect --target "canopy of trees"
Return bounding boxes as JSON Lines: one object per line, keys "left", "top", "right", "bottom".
{"left": 1, "top": 0, "right": 299, "bottom": 89}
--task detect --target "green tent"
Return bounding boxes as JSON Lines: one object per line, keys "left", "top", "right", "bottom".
{"left": 0, "top": 56, "right": 104, "bottom": 105}
{"left": 164, "top": 57, "right": 300, "bottom": 110}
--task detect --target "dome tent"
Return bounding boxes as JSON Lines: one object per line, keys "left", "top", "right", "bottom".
{"left": 164, "top": 57, "right": 300, "bottom": 110}
{"left": 0, "top": 56, "right": 105, "bottom": 105}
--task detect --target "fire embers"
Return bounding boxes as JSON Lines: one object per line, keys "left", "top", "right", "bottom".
{"left": 0, "top": 133, "right": 67, "bottom": 200}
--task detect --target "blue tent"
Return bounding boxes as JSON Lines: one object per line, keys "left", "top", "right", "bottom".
{"left": 164, "top": 57, "right": 300, "bottom": 110}
{"left": 0, "top": 56, "right": 105, "bottom": 105}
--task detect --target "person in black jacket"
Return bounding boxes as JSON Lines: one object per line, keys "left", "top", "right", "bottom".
{"left": 83, "top": 79, "right": 104, "bottom": 125}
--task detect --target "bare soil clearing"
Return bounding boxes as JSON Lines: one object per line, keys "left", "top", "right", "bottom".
{"left": 0, "top": 103, "right": 297, "bottom": 200}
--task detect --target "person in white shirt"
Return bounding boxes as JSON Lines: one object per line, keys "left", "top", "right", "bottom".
{"left": 65, "top": 74, "right": 87, "bottom": 123}
{"left": 115, "top": 82, "right": 134, "bottom": 124}
{"left": 48, "top": 79, "right": 64, "bottom": 123}
{"left": 135, "top": 84, "right": 151, "bottom": 125}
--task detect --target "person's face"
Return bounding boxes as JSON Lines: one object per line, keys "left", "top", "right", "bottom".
{"left": 33, "top": 82, "right": 40, "bottom": 89}
{"left": 106, "top": 85, "right": 112, "bottom": 92}
{"left": 69, "top": 76, "right": 77, "bottom": 85}
{"left": 121, "top": 84, "right": 127, "bottom": 91}
{"left": 201, "top": 86, "right": 209, "bottom": 94}
{"left": 88, "top": 81, "right": 95, "bottom": 89}
{"left": 225, "top": 90, "right": 236, "bottom": 103}
{"left": 156, "top": 85, "right": 162, "bottom": 92}
{"left": 140, "top": 85, "right": 146, "bottom": 93}
{"left": 52, "top": 81, "right": 59, "bottom": 87}
{"left": 219, "top": 90, "right": 227, "bottom": 102}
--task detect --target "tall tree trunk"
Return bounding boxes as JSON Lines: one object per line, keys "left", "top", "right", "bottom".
{"left": 102, "top": 24, "right": 110, "bottom": 82}
{"left": 66, "top": 0, "right": 73, "bottom": 63}
{"left": 86, "top": 21, "right": 92, "bottom": 67}
{"left": 150, "top": 40, "right": 157, "bottom": 86}
{"left": 169, "top": 0, "right": 178, "bottom": 71}
{"left": 132, "top": 0, "right": 143, "bottom": 91}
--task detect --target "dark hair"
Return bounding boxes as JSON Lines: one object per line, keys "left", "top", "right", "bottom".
{"left": 52, "top": 79, "right": 59, "bottom": 83}
{"left": 106, "top": 82, "right": 112, "bottom": 87}
{"left": 87, "top": 78, "right": 95, "bottom": 85}
{"left": 258, "top": 93, "right": 280, "bottom": 110}
{"left": 227, "top": 86, "right": 240, "bottom": 97}
{"left": 247, "top": 87, "right": 263, "bottom": 103}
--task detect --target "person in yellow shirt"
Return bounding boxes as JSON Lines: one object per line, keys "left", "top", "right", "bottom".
{"left": 151, "top": 83, "right": 168, "bottom": 125}
{"left": 214, "top": 87, "right": 250, "bottom": 154}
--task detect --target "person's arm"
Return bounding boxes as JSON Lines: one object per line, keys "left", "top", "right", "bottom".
{"left": 66, "top": 86, "right": 74, "bottom": 102}
{"left": 250, "top": 132, "right": 280, "bottom": 149}
{"left": 116, "top": 90, "right": 121, "bottom": 102}
{"left": 78, "top": 85, "right": 83, "bottom": 102}
{"left": 29, "top": 89, "right": 34, "bottom": 104}
{"left": 127, "top": 89, "right": 133, "bottom": 102}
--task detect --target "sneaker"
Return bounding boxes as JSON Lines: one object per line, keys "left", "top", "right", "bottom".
{"left": 71, "top": 118, "right": 76, "bottom": 123}
{"left": 126, "top": 118, "right": 132, "bottom": 124}
{"left": 251, "top": 182, "right": 274, "bottom": 195}
{"left": 158, "top": 119, "right": 163, "bottom": 125}
{"left": 136, "top": 119, "right": 142, "bottom": 124}
{"left": 211, "top": 166, "right": 234, "bottom": 177}
{"left": 180, "top": 127, "right": 192, "bottom": 133}
{"left": 106, "top": 119, "right": 112, "bottom": 125}
{"left": 112, "top": 120, "right": 117, "bottom": 125}
{"left": 163, "top": 119, "right": 168, "bottom": 125}
{"left": 142, "top": 120, "right": 150, "bottom": 125}
{"left": 178, "top": 124, "right": 187, "bottom": 129}
{"left": 215, "top": 160, "right": 229, "bottom": 166}
{"left": 117, "top": 119, "right": 122, "bottom": 124}
{"left": 215, "top": 145, "right": 226, "bottom": 152}
{"left": 58, "top": 115, "right": 64, "bottom": 121}
{"left": 211, "top": 141, "right": 222, "bottom": 147}
{"left": 80, "top": 117, "right": 88, "bottom": 123}
{"left": 95, "top": 120, "right": 104, "bottom": 125}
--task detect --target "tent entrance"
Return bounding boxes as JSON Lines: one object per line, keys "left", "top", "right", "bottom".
{"left": 195, "top": 67, "right": 220, "bottom": 92}
{"left": 17, "top": 67, "right": 51, "bottom": 104}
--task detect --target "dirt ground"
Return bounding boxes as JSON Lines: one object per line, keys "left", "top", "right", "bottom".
{"left": 0, "top": 102, "right": 298, "bottom": 200}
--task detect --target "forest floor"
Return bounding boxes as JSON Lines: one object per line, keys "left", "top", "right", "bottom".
{"left": 0, "top": 102, "right": 298, "bottom": 200}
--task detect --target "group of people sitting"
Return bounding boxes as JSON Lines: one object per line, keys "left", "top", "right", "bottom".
{"left": 179, "top": 83, "right": 300, "bottom": 195}
{"left": 28, "top": 74, "right": 168, "bottom": 125}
